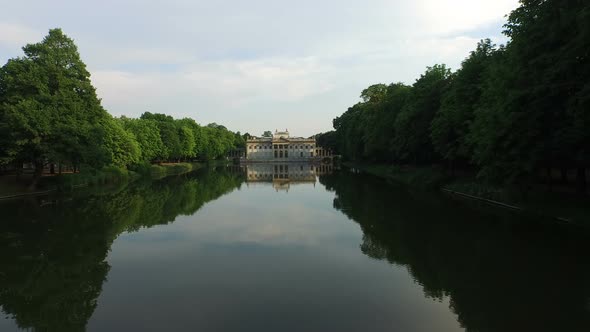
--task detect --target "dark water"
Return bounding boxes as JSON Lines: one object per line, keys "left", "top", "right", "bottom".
{"left": 1, "top": 165, "right": 589, "bottom": 332}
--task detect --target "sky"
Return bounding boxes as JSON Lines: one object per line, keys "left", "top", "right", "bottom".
{"left": 0, "top": 0, "right": 520, "bottom": 137}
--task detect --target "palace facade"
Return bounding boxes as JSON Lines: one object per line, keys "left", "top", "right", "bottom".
{"left": 245, "top": 130, "right": 331, "bottom": 161}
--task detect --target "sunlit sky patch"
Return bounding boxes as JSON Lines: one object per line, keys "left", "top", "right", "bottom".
{"left": 0, "top": 0, "right": 519, "bottom": 136}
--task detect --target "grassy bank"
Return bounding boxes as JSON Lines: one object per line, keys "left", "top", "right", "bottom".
{"left": 45, "top": 166, "right": 140, "bottom": 189}
{"left": 344, "top": 162, "right": 590, "bottom": 225}
{"left": 146, "top": 162, "right": 201, "bottom": 179}
{"left": 344, "top": 163, "right": 449, "bottom": 189}
{"left": 0, "top": 162, "right": 203, "bottom": 197}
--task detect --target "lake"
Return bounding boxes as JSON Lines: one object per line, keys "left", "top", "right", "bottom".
{"left": 1, "top": 164, "right": 589, "bottom": 331}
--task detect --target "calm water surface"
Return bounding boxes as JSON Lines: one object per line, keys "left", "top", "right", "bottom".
{"left": 1, "top": 165, "right": 589, "bottom": 331}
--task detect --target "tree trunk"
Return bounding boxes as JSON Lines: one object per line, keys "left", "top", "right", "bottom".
{"left": 28, "top": 160, "right": 44, "bottom": 191}
{"left": 15, "top": 161, "right": 22, "bottom": 180}
{"left": 560, "top": 167, "right": 568, "bottom": 184}
{"left": 58, "top": 162, "right": 62, "bottom": 175}
{"left": 576, "top": 167, "right": 587, "bottom": 194}
{"left": 50, "top": 163, "right": 55, "bottom": 174}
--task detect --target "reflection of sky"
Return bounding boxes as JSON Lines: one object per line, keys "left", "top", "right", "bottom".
{"left": 84, "top": 181, "right": 462, "bottom": 331}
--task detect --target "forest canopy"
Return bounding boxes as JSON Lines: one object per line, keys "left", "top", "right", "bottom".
{"left": 0, "top": 29, "right": 245, "bottom": 184}
{"left": 327, "top": 0, "right": 589, "bottom": 186}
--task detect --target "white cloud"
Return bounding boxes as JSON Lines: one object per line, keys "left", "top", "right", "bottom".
{"left": 1, "top": 0, "right": 520, "bottom": 136}
{"left": 0, "top": 23, "right": 43, "bottom": 47}
{"left": 416, "top": 0, "right": 516, "bottom": 35}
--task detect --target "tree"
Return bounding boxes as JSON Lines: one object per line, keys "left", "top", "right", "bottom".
{"left": 0, "top": 28, "right": 111, "bottom": 186}
{"left": 315, "top": 131, "right": 338, "bottom": 153}
{"left": 119, "top": 117, "right": 165, "bottom": 162}
{"left": 431, "top": 39, "right": 497, "bottom": 169}
{"left": 176, "top": 118, "right": 202, "bottom": 160}
{"left": 262, "top": 131, "right": 272, "bottom": 137}
{"left": 360, "top": 84, "right": 388, "bottom": 103}
{"left": 140, "top": 112, "right": 181, "bottom": 161}
{"left": 470, "top": 0, "right": 590, "bottom": 186}
{"left": 392, "top": 64, "right": 451, "bottom": 164}
{"left": 86, "top": 117, "right": 140, "bottom": 168}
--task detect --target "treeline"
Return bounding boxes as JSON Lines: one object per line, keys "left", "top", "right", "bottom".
{"left": 324, "top": 0, "right": 589, "bottom": 186}
{"left": 0, "top": 29, "right": 244, "bottom": 185}
{"left": 119, "top": 114, "right": 244, "bottom": 164}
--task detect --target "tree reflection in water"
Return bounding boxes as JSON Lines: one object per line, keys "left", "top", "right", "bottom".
{"left": 1, "top": 167, "right": 589, "bottom": 332}
{"left": 0, "top": 166, "right": 245, "bottom": 331}
{"left": 320, "top": 171, "right": 590, "bottom": 332}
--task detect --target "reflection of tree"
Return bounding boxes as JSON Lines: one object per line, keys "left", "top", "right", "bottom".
{"left": 320, "top": 172, "right": 590, "bottom": 332}
{"left": 0, "top": 166, "right": 244, "bottom": 331}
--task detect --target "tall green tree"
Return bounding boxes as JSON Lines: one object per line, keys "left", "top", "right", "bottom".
{"left": 119, "top": 117, "right": 166, "bottom": 162}
{"left": 87, "top": 117, "right": 140, "bottom": 168}
{"left": 392, "top": 64, "right": 451, "bottom": 163}
{"left": 431, "top": 39, "right": 496, "bottom": 169}
{"left": 140, "top": 112, "right": 181, "bottom": 161}
{"left": 0, "top": 28, "right": 111, "bottom": 185}
{"left": 470, "top": 0, "right": 590, "bottom": 185}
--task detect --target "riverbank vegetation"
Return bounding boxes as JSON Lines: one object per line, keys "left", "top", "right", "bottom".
{"left": 0, "top": 29, "right": 244, "bottom": 190}
{"left": 320, "top": 0, "right": 589, "bottom": 194}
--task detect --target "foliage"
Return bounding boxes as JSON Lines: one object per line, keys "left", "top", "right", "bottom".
{"left": 0, "top": 29, "right": 243, "bottom": 188}
{"left": 431, "top": 39, "right": 496, "bottom": 167}
{"left": 331, "top": 0, "right": 590, "bottom": 187}
{"left": 315, "top": 131, "right": 339, "bottom": 153}
{"left": 119, "top": 117, "right": 165, "bottom": 162}
{"left": 392, "top": 64, "right": 451, "bottom": 164}
{"left": 0, "top": 28, "right": 109, "bottom": 183}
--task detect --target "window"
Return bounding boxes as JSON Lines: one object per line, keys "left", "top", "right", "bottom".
{"left": 300, "top": 152, "right": 303, "bottom": 157}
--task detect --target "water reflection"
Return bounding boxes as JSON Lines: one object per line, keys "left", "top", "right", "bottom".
{"left": 0, "top": 167, "right": 245, "bottom": 331}
{"left": 320, "top": 172, "right": 590, "bottom": 332}
{"left": 244, "top": 163, "right": 333, "bottom": 192}
{"left": 0, "top": 167, "right": 589, "bottom": 331}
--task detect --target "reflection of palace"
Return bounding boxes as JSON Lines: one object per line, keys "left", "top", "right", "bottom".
{"left": 245, "top": 130, "right": 333, "bottom": 162}
{"left": 245, "top": 163, "right": 333, "bottom": 191}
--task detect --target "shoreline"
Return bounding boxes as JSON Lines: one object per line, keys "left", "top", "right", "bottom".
{"left": 343, "top": 162, "right": 589, "bottom": 226}
{"left": 0, "top": 162, "right": 207, "bottom": 200}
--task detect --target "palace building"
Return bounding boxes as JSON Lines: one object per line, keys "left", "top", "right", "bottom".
{"left": 245, "top": 129, "right": 332, "bottom": 162}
